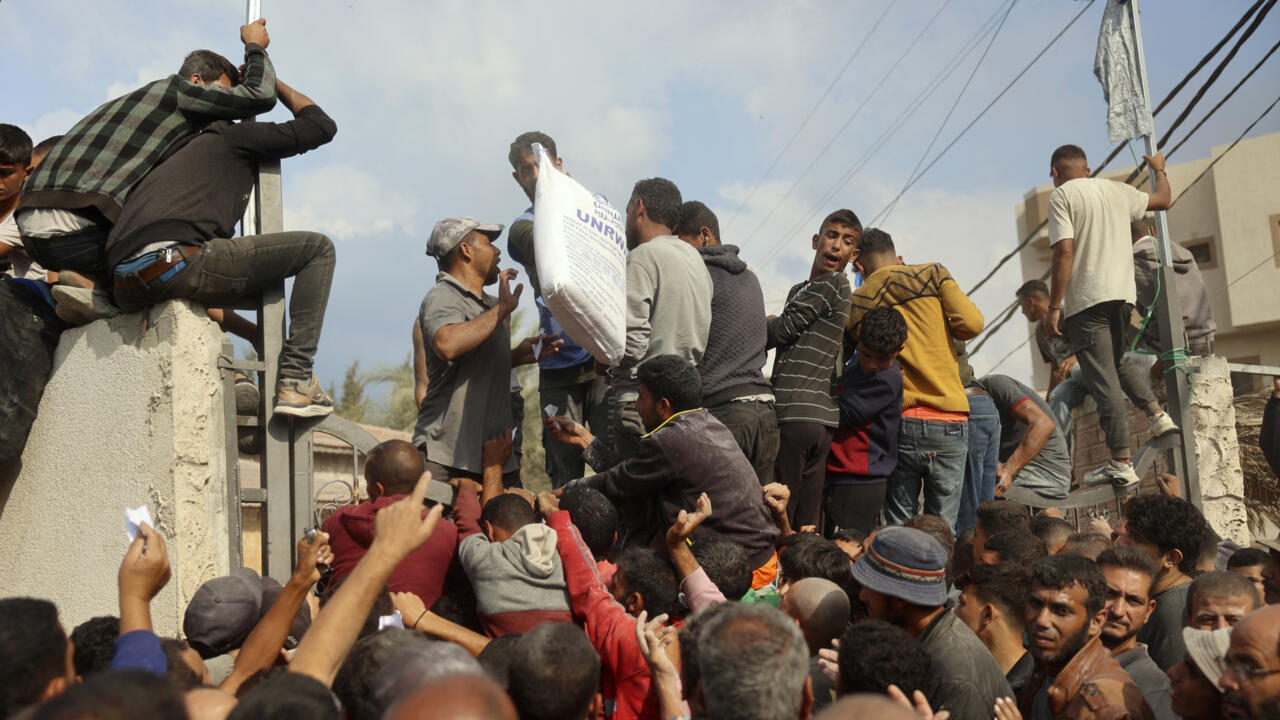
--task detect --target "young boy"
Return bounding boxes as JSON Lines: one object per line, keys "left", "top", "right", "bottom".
{"left": 824, "top": 306, "right": 907, "bottom": 536}
{"left": 0, "top": 125, "right": 34, "bottom": 277}
{"left": 767, "top": 209, "right": 860, "bottom": 531}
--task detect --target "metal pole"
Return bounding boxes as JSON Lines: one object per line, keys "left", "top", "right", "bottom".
{"left": 1127, "top": 0, "right": 1201, "bottom": 507}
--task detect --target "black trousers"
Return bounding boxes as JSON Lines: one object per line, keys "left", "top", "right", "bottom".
{"left": 773, "top": 421, "right": 834, "bottom": 529}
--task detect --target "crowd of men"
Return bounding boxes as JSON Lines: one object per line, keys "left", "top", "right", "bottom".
{"left": 4, "top": 19, "right": 1280, "bottom": 720}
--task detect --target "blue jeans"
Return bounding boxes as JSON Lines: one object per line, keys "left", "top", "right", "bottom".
{"left": 884, "top": 417, "right": 970, "bottom": 533}
{"left": 958, "top": 394, "right": 1000, "bottom": 534}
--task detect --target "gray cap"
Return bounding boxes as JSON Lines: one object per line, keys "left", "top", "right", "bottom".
{"left": 426, "top": 217, "right": 504, "bottom": 259}
{"left": 852, "top": 526, "right": 949, "bottom": 607}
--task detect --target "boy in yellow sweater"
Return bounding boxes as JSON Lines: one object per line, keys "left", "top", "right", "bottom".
{"left": 844, "top": 228, "right": 984, "bottom": 532}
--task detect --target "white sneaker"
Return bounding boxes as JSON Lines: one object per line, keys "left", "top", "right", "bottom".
{"left": 1083, "top": 460, "right": 1141, "bottom": 488}
{"left": 1148, "top": 412, "right": 1178, "bottom": 438}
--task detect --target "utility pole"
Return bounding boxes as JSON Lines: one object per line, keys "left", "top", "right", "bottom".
{"left": 1126, "top": 0, "right": 1201, "bottom": 506}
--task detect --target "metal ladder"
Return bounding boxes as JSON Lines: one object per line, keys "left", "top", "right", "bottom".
{"left": 213, "top": 157, "right": 378, "bottom": 582}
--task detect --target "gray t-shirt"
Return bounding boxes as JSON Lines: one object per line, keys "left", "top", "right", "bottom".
{"left": 413, "top": 272, "right": 516, "bottom": 474}
{"left": 979, "top": 374, "right": 1072, "bottom": 480}
{"left": 1137, "top": 581, "right": 1190, "bottom": 672}
{"left": 1115, "top": 644, "right": 1174, "bottom": 720}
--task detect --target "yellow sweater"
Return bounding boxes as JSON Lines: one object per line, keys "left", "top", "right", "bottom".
{"left": 845, "top": 263, "right": 984, "bottom": 413}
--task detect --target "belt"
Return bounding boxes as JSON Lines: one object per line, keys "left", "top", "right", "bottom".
{"left": 113, "top": 245, "right": 200, "bottom": 289}
{"left": 965, "top": 386, "right": 989, "bottom": 398}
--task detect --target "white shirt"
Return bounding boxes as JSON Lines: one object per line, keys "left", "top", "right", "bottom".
{"left": 1048, "top": 177, "right": 1148, "bottom": 317}
{"left": 0, "top": 214, "right": 48, "bottom": 282}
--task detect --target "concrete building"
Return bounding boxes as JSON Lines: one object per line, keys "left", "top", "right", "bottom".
{"left": 1014, "top": 131, "right": 1280, "bottom": 394}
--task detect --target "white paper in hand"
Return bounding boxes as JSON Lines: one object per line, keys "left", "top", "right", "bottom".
{"left": 126, "top": 505, "right": 153, "bottom": 542}
{"left": 378, "top": 610, "right": 405, "bottom": 631}
{"left": 532, "top": 336, "right": 544, "bottom": 360}
{"left": 544, "top": 403, "right": 559, "bottom": 417}
{"left": 531, "top": 143, "right": 627, "bottom": 365}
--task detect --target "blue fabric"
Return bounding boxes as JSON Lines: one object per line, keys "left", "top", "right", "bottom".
{"left": 958, "top": 393, "right": 1001, "bottom": 533}
{"left": 114, "top": 250, "right": 165, "bottom": 274}
{"left": 883, "top": 417, "right": 970, "bottom": 533}
{"left": 110, "top": 629, "right": 167, "bottom": 676}
{"left": 507, "top": 208, "right": 593, "bottom": 370}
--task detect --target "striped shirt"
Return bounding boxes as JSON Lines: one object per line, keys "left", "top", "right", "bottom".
{"left": 768, "top": 271, "right": 852, "bottom": 427}
{"left": 20, "top": 44, "right": 277, "bottom": 224}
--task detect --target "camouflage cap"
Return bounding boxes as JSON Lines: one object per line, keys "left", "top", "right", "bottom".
{"left": 426, "top": 217, "right": 504, "bottom": 259}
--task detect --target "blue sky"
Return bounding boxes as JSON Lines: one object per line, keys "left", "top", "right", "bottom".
{"left": 7, "top": 0, "right": 1279, "bottom": 395}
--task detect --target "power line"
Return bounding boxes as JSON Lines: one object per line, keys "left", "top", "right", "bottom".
{"left": 723, "top": 0, "right": 898, "bottom": 231}
{"left": 1121, "top": 0, "right": 1277, "bottom": 184}
{"left": 970, "top": 90, "right": 1280, "bottom": 363}
{"left": 985, "top": 335, "right": 1032, "bottom": 376}
{"left": 879, "top": 0, "right": 1019, "bottom": 224}
{"left": 965, "top": 0, "right": 1276, "bottom": 296}
{"left": 864, "top": 0, "right": 1097, "bottom": 227}
{"left": 1162, "top": 36, "right": 1280, "bottom": 161}
{"left": 736, "top": 0, "right": 955, "bottom": 250}
{"left": 752, "top": 0, "right": 1017, "bottom": 270}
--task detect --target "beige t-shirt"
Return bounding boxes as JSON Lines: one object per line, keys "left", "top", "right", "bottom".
{"left": 1048, "top": 177, "right": 1148, "bottom": 317}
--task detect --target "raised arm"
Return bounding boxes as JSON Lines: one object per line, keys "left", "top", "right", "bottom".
{"left": 113, "top": 522, "right": 171, "bottom": 675}
{"left": 289, "top": 476, "right": 443, "bottom": 687}
{"left": 1144, "top": 153, "right": 1171, "bottom": 211}
{"left": 221, "top": 532, "right": 332, "bottom": 695}
{"left": 176, "top": 20, "right": 278, "bottom": 118}
{"left": 480, "top": 429, "right": 513, "bottom": 507}
{"left": 666, "top": 494, "right": 727, "bottom": 610}
{"left": 432, "top": 270, "right": 520, "bottom": 362}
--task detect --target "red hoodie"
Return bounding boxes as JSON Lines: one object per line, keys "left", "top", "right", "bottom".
{"left": 320, "top": 496, "right": 458, "bottom": 608}
{"left": 549, "top": 510, "right": 660, "bottom": 720}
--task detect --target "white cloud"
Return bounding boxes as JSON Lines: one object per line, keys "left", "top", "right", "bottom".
{"left": 25, "top": 109, "right": 84, "bottom": 143}
{"left": 283, "top": 164, "right": 417, "bottom": 241}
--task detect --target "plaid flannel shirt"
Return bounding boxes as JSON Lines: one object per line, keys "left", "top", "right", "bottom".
{"left": 20, "top": 43, "right": 278, "bottom": 224}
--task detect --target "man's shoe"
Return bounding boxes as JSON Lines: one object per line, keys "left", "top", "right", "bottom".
{"left": 1148, "top": 412, "right": 1178, "bottom": 438}
{"left": 1083, "top": 459, "right": 1141, "bottom": 488}
{"left": 274, "top": 374, "right": 334, "bottom": 418}
{"left": 52, "top": 285, "right": 119, "bottom": 325}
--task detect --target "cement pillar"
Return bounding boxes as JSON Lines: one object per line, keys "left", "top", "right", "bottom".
{"left": 0, "top": 301, "right": 230, "bottom": 635}
{"left": 1188, "top": 355, "right": 1249, "bottom": 545}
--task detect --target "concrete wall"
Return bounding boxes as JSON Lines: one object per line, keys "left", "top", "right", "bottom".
{"left": 1188, "top": 356, "right": 1249, "bottom": 545}
{"left": 0, "top": 301, "right": 230, "bottom": 635}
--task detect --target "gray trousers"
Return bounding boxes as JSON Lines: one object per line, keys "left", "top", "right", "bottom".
{"left": 1064, "top": 301, "right": 1158, "bottom": 452}
{"left": 541, "top": 373, "right": 610, "bottom": 488}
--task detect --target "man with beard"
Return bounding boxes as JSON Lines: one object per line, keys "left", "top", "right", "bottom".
{"left": 414, "top": 217, "right": 555, "bottom": 482}
{"left": 1096, "top": 547, "right": 1174, "bottom": 718}
{"left": 1219, "top": 605, "right": 1280, "bottom": 720}
{"left": 553, "top": 355, "right": 778, "bottom": 581}
{"left": 610, "top": 178, "right": 712, "bottom": 464}
{"left": 1020, "top": 553, "right": 1155, "bottom": 719}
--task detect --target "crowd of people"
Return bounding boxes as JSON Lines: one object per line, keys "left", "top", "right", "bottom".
{"left": 4, "top": 18, "right": 1280, "bottom": 720}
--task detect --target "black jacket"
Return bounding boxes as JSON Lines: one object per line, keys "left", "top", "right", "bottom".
{"left": 697, "top": 244, "right": 772, "bottom": 405}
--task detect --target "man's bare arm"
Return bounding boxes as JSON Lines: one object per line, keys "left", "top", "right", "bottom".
{"left": 412, "top": 318, "right": 428, "bottom": 408}
{"left": 432, "top": 270, "right": 520, "bottom": 361}
{"left": 1043, "top": 239, "right": 1074, "bottom": 339}
{"left": 274, "top": 79, "right": 315, "bottom": 115}
{"left": 1144, "top": 153, "right": 1171, "bottom": 210}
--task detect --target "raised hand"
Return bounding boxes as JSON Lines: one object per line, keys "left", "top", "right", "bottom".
{"left": 390, "top": 591, "right": 428, "bottom": 629}
{"left": 762, "top": 482, "right": 790, "bottom": 519}
{"left": 666, "top": 492, "right": 712, "bottom": 547}
{"left": 497, "top": 269, "right": 523, "bottom": 317}
{"left": 535, "top": 491, "right": 560, "bottom": 519}
{"left": 294, "top": 531, "right": 332, "bottom": 586}
{"left": 119, "top": 522, "right": 172, "bottom": 605}
{"left": 240, "top": 18, "right": 270, "bottom": 48}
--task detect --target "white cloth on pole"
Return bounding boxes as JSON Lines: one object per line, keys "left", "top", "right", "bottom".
{"left": 1094, "top": 0, "right": 1154, "bottom": 143}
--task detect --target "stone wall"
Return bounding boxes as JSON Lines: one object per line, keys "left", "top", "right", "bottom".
{"left": 0, "top": 301, "right": 229, "bottom": 635}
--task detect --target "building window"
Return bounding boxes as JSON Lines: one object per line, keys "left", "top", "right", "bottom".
{"left": 1182, "top": 237, "right": 1216, "bottom": 269}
